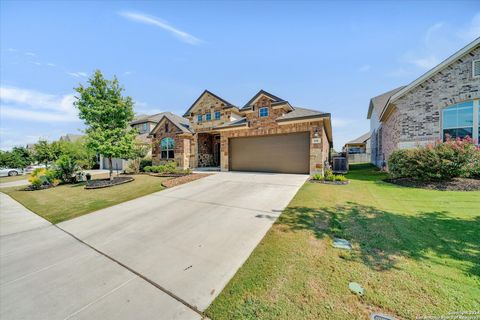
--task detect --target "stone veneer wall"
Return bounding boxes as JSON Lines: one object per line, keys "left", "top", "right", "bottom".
{"left": 152, "top": 118, "right": 190, "bottom": 168}
{"left": 380, "top": 45, "right": 480, "bottom": 165}
{"left": 219, "top": 95, "right": 329, "bottom": 174}
{"left": 197, "top": 133, "right": 215, "bottom": 167}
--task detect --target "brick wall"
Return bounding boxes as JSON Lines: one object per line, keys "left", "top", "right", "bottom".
{"left": 380, "top": 45, "right": 480, "bottom": 165}
{"left": 219, "top": 120, "right": 328, "bottom": 174}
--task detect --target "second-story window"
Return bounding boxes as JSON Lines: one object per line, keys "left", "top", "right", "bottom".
{"left": 142, "top": 123, "right": 147, "bottom": 132}
{"left": 206, "top": 112, "right": 212, "bottom": 121}
{"left": 215, "top": 111, "right": 221, "bottom": 120}
{"left": 259, "top": 107, "right": 269, "bottom": 118}
{"left": 197, "top": 114, "right": 203, "bottom": 122}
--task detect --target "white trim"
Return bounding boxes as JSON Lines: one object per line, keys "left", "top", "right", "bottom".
{"left": 390, "top": 38, "right": 480, "bottom": 103}
{"left": 473, "top": 59, "right": 480, "bottom": 78}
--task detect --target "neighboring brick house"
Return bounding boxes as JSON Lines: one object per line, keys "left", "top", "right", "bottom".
{"left": 368, "top": 38, "right": 480, "bottom": 167}
{"left": 149, "top": 89, "right": 333, "bottom": 174}
{"left": 99, "top": 113, "right": 166, "bottom": 171}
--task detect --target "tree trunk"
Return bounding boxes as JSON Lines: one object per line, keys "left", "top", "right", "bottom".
{"left": 108, "top": 157, "right": 113, "bottom": 180}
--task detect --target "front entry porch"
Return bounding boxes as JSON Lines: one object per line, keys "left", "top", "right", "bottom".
{"left": 196, "top": 133, "right": 221, "bottom": 168}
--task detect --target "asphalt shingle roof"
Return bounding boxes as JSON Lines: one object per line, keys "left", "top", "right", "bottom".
{"left": 214, "top": 117, "right": 247, "bottom": 129}
{"left": 346, "top": 132, "right": 371, "bottom": 145}
{"left": 275, "top": 107, "right": 329, "bottom": 121}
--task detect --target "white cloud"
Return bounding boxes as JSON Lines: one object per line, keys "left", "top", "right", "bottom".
{"left": 67, "top": 71, "right": 88, "bottom": 78}
{"left": 458, "top": 12, "right": 480, "bottom": 42}
{"left": 46, "top": 62, "right": 56, "bottom": 67}
{"left": 408, "top": 55, "right": 440, "bottom": 69}
{"left": 118, "top": 11, "right": 202, "bottom": 45}
{"left": 0, "top": 86, "right": 79, "bottom": 123}
{"left": 25, "top": 52, "right": 37, "bottom": 57}
{"left": 358, "top": 65, "right": 371, "bottom": 72}
{"left": 389, "top": 13, "right": 480, "bottom": 76}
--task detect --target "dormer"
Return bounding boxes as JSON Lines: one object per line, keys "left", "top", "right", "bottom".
{"left": 183, "top": 90, "right": 242, "bottom": 130}
{"left": 240, "top": 90, "right": 294, "bottom": 125}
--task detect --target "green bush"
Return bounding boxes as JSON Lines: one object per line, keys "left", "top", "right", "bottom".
{"left": 388, "top": 137, "right": 480, "bottom": 181}
{"left": 28, "top": 168, "right": 57, "bottom": 189}
{"left": 143, "top": 166, "right": 153, "bottom": 172}
{"left": 140, "top": 158, "right": 152, "bottom": 172}
{"left": 334, "top": 175, "right": 347, "bottom": 182}
{"left": 312, "top": 173, "right": 323, "bottom": 180}
{"left": 55, "top": 155, "right": 79, "bottom": 183}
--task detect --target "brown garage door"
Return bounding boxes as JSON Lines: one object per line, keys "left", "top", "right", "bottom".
{"left": 229, "top": 132, "right": 310, "bottom": 174}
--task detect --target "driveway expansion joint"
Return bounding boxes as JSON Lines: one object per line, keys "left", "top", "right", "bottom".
{"left": 53, "top": 223, "right": 205, "bottom": 318}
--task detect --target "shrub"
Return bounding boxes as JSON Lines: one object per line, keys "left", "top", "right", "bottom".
{"left": 312, "top": 173, "right": 323, "bottom": 180}
{"left": 143, "top": 166, "right": 153, "bottom": 172}
{"left": 334, "top": 175, "right": 347, "bottom": 182}
{"left": 28, "top": 168, "right": 55, "bottom": 189}
{"left": 55, "top": 155, "right": 79, "bottom": 183}
{"left": 388, "top": 137, "right": 480, "bottom": 181}
{"left": 140, "top": 158, "right": 152, "bottom": 172}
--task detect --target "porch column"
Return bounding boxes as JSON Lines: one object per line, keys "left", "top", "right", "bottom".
{"left": 220, "top": 134, "right": 229, "bottom": 172}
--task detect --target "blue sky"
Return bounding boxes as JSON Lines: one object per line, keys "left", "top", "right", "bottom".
{"left": 1, "top": 1, "right": 479, "bottom": 150}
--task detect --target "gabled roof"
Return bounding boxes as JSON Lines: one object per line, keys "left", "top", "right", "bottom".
{"left": 367, "top": 86, "right": 406, "bottom": 119}
{"left": 183, "top": 90, "right": 238, "bottom": 117}
{"left": 389, "top": 37, "right": 480, "bottom": 104}
{"left": 149, "top": 112, "right": 193, "bottom": 136}
{"left": 130, "top": 112, "right": 165, "bottom": 125}
{"left": 241, "top": 89, "right": 287, "bottom": 110}
{"left": 214, "top": 117, "right": 248, "bottom": 130}
{"left": 275, "top": 107, "right": 329, "bottom": 122}
{"left": 345, "top": 132, "right": 371, "bottom": 145}
{"left": 59, "top": 133, "right": 83, "bottom": 142}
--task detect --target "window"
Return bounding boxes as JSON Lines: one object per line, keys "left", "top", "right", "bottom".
{"left": 142, "top": 123, "right": 147, "bottom": 132}
{"left": 259, "top": 107, "right": 269, "bottom": 118}
{"left": 165, "top": 122, "right": 169, "bottom": 132}
{"left": 206, "top": 113, "right": 212, "bottom": 121}
{"left": 473, "top": 60, "right": 480, "bottom": 78}
{"left": 442, "top": 101, "right": 474, "bottom": 141}
{"left": 160, "top": 137, "right": 174, "bottom": 159}
{"left": 197, "top": 114, "right": 203, "bottom": 122}
{"left": 215, "top": 111, "right": 221, "bottom": 120}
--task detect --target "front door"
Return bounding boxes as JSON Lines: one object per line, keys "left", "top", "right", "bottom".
{"left": 213, "top": 136, "right": 220, "bottom": 166}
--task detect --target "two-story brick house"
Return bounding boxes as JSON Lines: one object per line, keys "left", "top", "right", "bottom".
{"left": 149, "top": 90, "right": 332, "bottom": 174}
{"left": 368, "top": 37, "right": 480, "bottom": 167}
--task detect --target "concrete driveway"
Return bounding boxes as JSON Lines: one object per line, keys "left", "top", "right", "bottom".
{"left": 1, "top": 172, "right": 307, "bottom": 319}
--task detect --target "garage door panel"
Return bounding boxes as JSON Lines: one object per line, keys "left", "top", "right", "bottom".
{"left": 229, "top": 132, "right": 310, "bottom": 174}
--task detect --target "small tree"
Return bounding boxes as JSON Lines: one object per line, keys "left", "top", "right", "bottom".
{"left": 0, "top": 147, "right": 32, "bottom": 171}
{"left": 74, "top": 70, "right": 137, "bottom": 179}
{"left": 34, "top": 140, "right": 55, "bottom": 168}
{"left": 128, "top": 143, "right": 150, "bottom": 174}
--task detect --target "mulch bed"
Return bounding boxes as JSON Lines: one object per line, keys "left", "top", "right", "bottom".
{"left": 161, "top": 173, "right": 212, "bottom": 188}
{"left": 148, "top": 173, "right": 190, "bottom": 178}
{"left": 85, "top": 176, "right": 134, "bottom": 189}
{"left": 385, "top": 177, "right": 480, "bottom": 191}
{"left": 310, "top": 179, "right": 349, "bottom": 185}
{"left": 22, "top": 184, "right": 55, "bottom": 191}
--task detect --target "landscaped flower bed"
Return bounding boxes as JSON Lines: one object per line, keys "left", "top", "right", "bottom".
{"left": 85, "top": 176, "right": 134, "bottom": 189}
{"left": 161, "top": 173, "right": 211, "bottom": 188}
{"left": 387, "top": 137, "right": 480, "bottom": 191}
{"left": 310, "top": 169, "right": 349, "bottom": 185}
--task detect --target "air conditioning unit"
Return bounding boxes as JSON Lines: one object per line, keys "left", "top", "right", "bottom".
{"left": 332, "top": 156, "right": 348, "bottom": 174}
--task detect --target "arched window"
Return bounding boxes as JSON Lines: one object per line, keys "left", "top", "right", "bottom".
{"left": 442, "top": 101, "right": 475, "bottom": 141}
{"left": 161, "top": 138, "right": 174, "bottom": 159}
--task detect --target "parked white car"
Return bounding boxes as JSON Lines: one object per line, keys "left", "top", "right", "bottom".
{"left": 0, "top": 167, "right": 22, "bottom": 177}
{"left": 25, "top": 165, "right": 44, "bottom": 173}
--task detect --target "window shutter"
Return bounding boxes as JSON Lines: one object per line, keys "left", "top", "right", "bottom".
{"left": 473, "top": 60, "right": 480, "bottom": 78}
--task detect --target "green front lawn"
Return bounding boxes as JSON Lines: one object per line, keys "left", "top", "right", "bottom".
{"left": 2, "top": 175, "right": 166, "bottom": 224}
{"left": 0, "top": 173, "right": 30, "bottom": 183}
{"left": 207, "top": 164, "right": 480, "bottom": 320}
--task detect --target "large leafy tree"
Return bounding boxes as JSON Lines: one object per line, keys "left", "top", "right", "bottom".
{"left": 74, "top": 70, "right": 136, "bottom": 179}
{"left": 34, "top": 140, "right": 55, "bottom": 168}
{"left": 0, "top": 146, "right": 32, "bottom": 170}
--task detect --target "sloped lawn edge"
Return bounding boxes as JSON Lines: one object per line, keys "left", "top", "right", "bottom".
{"left": 384, "top": 177, "right": 480, "bottom": 191}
